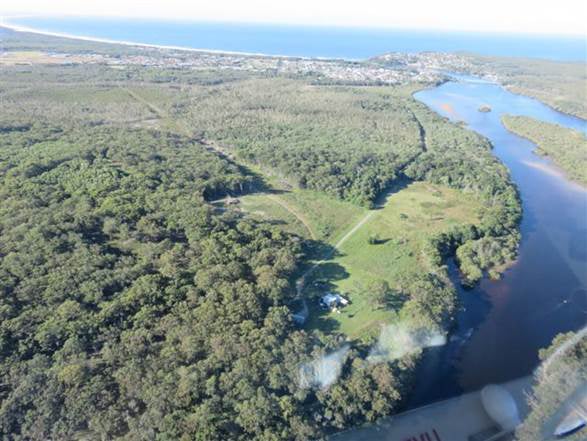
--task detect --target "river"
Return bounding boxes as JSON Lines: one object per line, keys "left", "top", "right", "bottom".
{"left": 408, "top": 75, "right": 587, "bottom": 405}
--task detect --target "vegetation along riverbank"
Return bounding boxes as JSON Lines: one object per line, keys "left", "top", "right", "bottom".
{"left": 501, "top": 115, "right": 587, "bottom": 186}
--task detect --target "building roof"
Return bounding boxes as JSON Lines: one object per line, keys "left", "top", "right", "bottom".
{"left": 321, "top": 293, "right": 348, "bottom": 306}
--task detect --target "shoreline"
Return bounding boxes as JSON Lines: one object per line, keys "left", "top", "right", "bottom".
{"left": 0, "top": 19, "right": 345, "bottom": 62}
{"left": 415, "top": 74, "right": 587, "bottom": 398}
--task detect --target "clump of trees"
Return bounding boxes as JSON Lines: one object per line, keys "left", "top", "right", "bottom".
{"left": 368, "top": 233, "right": 383, "bottom": 245}
{"left": 369, "top": 280, "right": 392, "bottom": 309}
{"left": 456, "top": 234, "right": 519, "bottom": 284}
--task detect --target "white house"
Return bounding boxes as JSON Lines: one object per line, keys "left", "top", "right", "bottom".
{"left": 320, "top": 293, "right": 349, "bottom": 310}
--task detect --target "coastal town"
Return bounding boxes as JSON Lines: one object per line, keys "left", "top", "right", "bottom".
{"left": 0, "top": 39, "right": 476, "bottom": 85}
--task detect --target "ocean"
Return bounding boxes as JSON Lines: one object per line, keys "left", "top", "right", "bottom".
{"left": 5, "top": 17, "right": 586, "bottom": 61}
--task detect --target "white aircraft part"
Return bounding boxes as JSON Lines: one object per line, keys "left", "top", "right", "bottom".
{"left": 480, "top": 384, "right": 521, "bottom": 431}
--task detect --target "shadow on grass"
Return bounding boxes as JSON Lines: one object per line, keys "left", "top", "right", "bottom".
{"left": 372, "top": 177, "right": 413, "bottom": 209}
{"left": 303, "top": 240, "right": 342, "bottom": 262}
{"left": 308, "top": 310, "right": 343, "bottom": 334}
{"left": 369, "top": 237, "right": 392, "bottom": 245}
{"left": 386, "top": 290, "right": 409, "bottom": 311}
{"left": 310, "top": 261, "right": 350, "bottom": 285}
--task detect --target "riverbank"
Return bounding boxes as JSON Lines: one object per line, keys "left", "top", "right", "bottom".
{"left": 414, "top": 74, "right": 587, "bottom": 397}
{"left": 446, "top": 55, "right": 587, "bottom": 120}
{"left": 501, "top": 115, "right": 587, "bottom": 187}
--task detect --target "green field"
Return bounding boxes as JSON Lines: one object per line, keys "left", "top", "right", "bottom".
{"left": 238, "top": 182, "right": 482, "bottom": 339}
{"left": 306, "top": 182, "right": 481, "bottom": 338}
{"left": 238, "top": 193, "right": 315, "bottom": 239}
{"left": 239, "top": 188, "right": 366, "bottom": 242}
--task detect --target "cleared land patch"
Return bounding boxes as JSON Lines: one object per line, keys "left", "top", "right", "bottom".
{"left": 238, "top": 181, "right": 482, "bottom": 340}
{"left": 303, "top": 182, "right": 482, "bottom": 339}
{"left": 240, "top": 188, "right": 366, "bottom": 243}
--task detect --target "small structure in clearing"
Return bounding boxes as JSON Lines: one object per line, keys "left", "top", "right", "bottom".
{"left": 320, "top": 293, "right": 349, "bottom": 311}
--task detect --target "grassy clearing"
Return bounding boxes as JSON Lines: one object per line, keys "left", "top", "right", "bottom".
{"left": 277, "top": 190, "right": 366, "bottom": 243}
{"left": 238, "top": 193, "right": 313, "bottom": 239}
{"left": 238, "top": 183, "right": 366, "bottom": 243}
{"left": 237, "top": 181, "right": 482, "bottom": 340}
{"left": 304, "top": 182, "right": 482, "bottom": 340}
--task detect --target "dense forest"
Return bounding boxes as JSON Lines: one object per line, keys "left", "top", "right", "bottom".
{"left": 185, "top": 81, "right": 423, "bottom": 206}
{"left": 502, "top": 115, "right": 587, "bottom": 186}
{"left": 0, "top": 31, "right": 524, "bottom": 439}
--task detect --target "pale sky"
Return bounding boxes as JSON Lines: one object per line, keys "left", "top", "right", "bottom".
{"left": 2, "top": 0, "right": 586, "bottom": 36}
